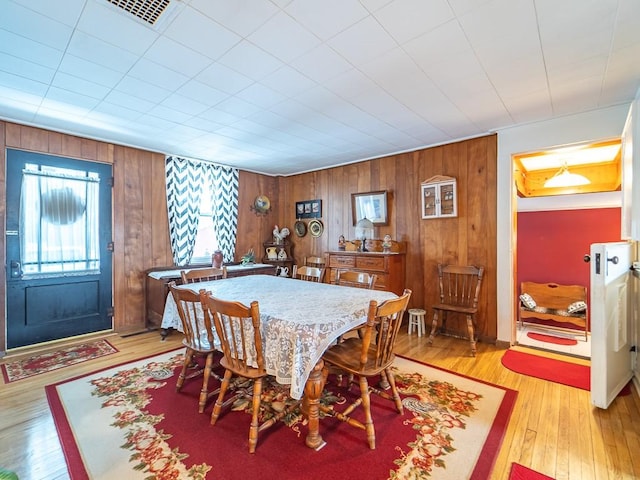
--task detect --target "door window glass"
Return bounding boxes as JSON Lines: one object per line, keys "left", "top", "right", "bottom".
{"left": 20, "top": 164, "right": 100, "bottom": 277}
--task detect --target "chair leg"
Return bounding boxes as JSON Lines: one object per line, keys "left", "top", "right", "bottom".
{"left": 358, "top": 376, "right": 376, "bottom": 449}
{"left": 211, "top": 369, "right": 233, "bottom": 426}
{"left": 384, "top": 367, "right": 404, "bottom": 414}
{"left": 428, "top": 310, "right": 439, "bottom": 344}
{"left": 466, "top": 314, "right": 477, "bottom": 357}
{"left": 198, "top": 353, "right": 213, "bottom": 413}
{"left": 248, "top": 378, "right": 263, "bottom": 454}
{"left": 176, "top": 349, "right": 193, "bottom": 391}
{"left": 378, "top": 370, "right": 390, "bottom": 390}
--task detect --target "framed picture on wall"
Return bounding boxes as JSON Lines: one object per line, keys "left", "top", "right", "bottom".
{"left": 351, "top": 190, "right": 388, "bottom": 225}
{"left": 295, "top": 199, "right": 322, "bottom": 219}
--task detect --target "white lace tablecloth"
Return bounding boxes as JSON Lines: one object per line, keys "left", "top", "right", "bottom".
{"left": 147, "top": 263, "right": 274, "bottom": 280}
{"left": 162, "top": 274, "right": 397, "bottom": 399}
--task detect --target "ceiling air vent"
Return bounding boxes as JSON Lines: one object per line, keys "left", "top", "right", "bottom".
{"left": 106, "top": 0, "right": 172, "bottom": 26}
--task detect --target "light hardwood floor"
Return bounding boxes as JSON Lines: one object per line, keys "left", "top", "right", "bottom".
{"left": 1, "top": 329, "right": 639, "bottom": 480}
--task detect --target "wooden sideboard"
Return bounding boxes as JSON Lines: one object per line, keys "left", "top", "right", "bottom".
{"left": 144, "top": 263, "right": 276, "bottom": 332}
{"left": 325, "top": 251, "right": 406, "bottom": 295}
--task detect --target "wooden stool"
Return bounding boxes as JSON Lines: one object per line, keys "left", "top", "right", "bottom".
{"left": 407, "top": 308, "right": 426, "bottom": 337}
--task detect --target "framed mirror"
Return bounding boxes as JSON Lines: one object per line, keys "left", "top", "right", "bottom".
{"left": 351, "top": 190, "right": 388, "bottom": 225}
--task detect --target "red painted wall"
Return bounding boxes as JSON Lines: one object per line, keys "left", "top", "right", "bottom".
{"left": 517, "top": 207, "right": 622, "bottom": 291}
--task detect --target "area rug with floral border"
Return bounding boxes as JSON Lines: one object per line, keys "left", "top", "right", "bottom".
{"left": 1, "top": 339, "right": 118, "bottom": 383}
{"left": 46, "top": 350, "right": 517, "bottom": 480}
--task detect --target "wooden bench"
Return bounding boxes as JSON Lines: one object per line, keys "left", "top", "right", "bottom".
{"left": 518, "top": 281, "right": 588, "bottom": 340}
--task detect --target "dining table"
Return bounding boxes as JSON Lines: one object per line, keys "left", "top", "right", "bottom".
{"left": 160, "top": 274, "right": 397, "bottom": 450}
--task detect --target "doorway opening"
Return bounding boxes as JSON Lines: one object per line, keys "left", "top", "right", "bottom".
{"left": 512, "top": 139, "right": 623, "bottom": 359}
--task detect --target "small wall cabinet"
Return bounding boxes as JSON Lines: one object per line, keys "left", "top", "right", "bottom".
{"left": 421, "top": 175, "right": 457, "bottom": 219}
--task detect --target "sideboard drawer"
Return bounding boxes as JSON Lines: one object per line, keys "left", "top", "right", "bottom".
{"left": 325, "top": 251, "right": 406, "bottom": 296}
{"left": 356, "top": 256, "right": 386, "bottom": 271}
{"left": 329, "top": 255, "right": 356, "bottom": 268}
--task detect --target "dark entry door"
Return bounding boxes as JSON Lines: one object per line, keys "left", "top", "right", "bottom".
{"left": 6, "top": 149, "right": 113, "bottom": 348}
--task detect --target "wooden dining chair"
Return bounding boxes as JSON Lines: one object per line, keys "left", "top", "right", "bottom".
{"left": 303, "top": 256, "right": 326, "bottom": 268}
{"left": 169, "top": 282, "right": 220, "bottom": 413}
{"left": 334, "top": 270, "right": 377, "bottom": 342}
{"left": 428, "top": 264, "right": 484, "bottom": 357}
{"left": 292, "top": 265, "right": 326, "bottom": 283}
{"left": 200, "top": 291, "right": 300, "bottom": 453}
{"left": 181, "top": 266, "right": 227, "bottom": 284}
{"left": 335, "top": 270, "right": 377, "bottom": 289}
{"left": 320, "top": 289, "right": 412, "bottom": 449}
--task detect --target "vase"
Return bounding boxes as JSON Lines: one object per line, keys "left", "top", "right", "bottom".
{"left": 212, "top": 250, "right": 224, "bottom": 268}
{"left": 266, "top": 246, "right": 278, "bottom": 260}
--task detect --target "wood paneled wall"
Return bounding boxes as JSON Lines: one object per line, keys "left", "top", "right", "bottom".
{"left": 0, "top": 121, "right": 497, "bottom": 352}
{"left": 234, "top": 170, "right": 279, "bottom": 261}
{"left": 0, "top": 122, "right": 280, "bottom": 348}
{"left": 278, "top": 134, "right": 498, "bottom": 341}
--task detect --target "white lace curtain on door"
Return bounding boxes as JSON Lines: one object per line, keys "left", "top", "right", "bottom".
{"left": 20, "top": 166, "right": 100, "bottom": 276}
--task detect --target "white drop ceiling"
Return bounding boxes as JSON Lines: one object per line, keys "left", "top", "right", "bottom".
{"left": 1, "top": 0, "right": 639, "bottom": 176}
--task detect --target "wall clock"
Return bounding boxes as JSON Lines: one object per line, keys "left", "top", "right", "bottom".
{"left": 250, "top": 195, "right": 271, "bottom": 216}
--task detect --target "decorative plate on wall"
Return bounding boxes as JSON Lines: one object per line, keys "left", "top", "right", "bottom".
{"left": 309, "top": 219, "right": 324, "bottom": 238}
{"left": 250, "top": 195, "right": 271, "bottom": 216}
{"left": 294, "top": 220, "right": 307, "bottom": 237}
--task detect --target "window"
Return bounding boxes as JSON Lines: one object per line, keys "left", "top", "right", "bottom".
{"left": 166, "top": 156, "right": 238, "bottom": 267}
{"left": 21, "top": 163, "right": 100, "bottom": 277}
{"left": 190, "top": 180, "right": 218, "bottom": 264}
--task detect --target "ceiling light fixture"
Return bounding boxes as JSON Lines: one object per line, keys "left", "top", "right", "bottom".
{"left": 543, "top": 163, "right": 591, "bottom": 188}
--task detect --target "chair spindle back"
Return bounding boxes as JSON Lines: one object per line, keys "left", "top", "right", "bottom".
{"left": 169, "top": 282, "right": 213, "bottom": 350}
{"left": 438, "top": 264, "right": 484, "bottom": 309}
{"left": 293, "top": 265, "right": 326, "bottom": 283}
{"left": 304, "top": 256, "right": 326, "bottom": 268}
{"left": 181, "top": 266, "right": 228, "bottom": 284}
{"left": 335, "top": 270, "right": 376, "bottom": 289}
{"left": 360, "top": 289, "right": 411, "bottom": 369}
{"left": 200, "top": 291, "right": 265, "bottom": 376}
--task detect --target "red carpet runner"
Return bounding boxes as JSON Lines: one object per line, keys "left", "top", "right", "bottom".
{"left": 501, "top": 349, "right": 590, "bottom": 389}
{"left": 526, "top": 332, "right": 578, "bottom": 346}
{"left": 501, "top": 349, "right": 632, "bottom": 397}
{"left": 509, "top": 463, "right": 555, "bottom": 479}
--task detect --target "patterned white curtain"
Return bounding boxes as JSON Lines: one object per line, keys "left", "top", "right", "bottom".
{"left": 212, "top": 165, "right": 238, "bottom": 263}
{"left": 165, "top": 156, "right": 204, "bottom": 266}
{"left": 166, "top": 156, "right": 238, "bottom": 266}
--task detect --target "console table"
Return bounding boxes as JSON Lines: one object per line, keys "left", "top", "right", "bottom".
{"left": 325, "top": 251, "right": 406, "bottom": 295}
{"left": 144, "top": 263, "right": 275, "bottom": 337}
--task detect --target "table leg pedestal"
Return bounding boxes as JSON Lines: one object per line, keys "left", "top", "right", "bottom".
{"left": 302, "top": 359, "right": 328, "bottom": 450}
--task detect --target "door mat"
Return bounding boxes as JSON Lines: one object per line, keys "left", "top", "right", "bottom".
{"left": 1, "top": 339, "right": 118, "bottom": 383}
{"left": 501, "top": 349, "right": 631, "bottom": 396}
{"left": 526, "top": 332, "right": 578, "bottom": 346}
